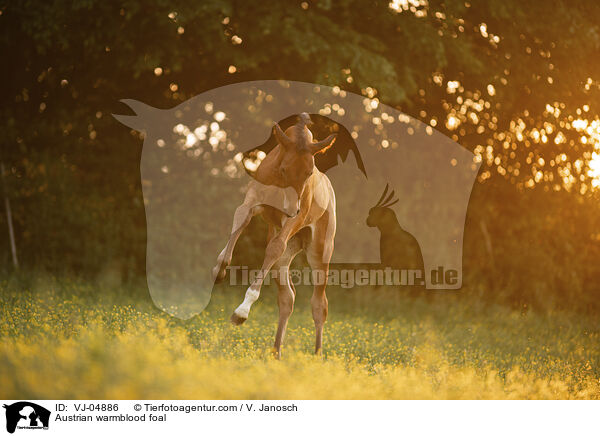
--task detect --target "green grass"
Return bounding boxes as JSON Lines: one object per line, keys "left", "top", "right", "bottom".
{"left": 0, "top": 275, "right": 599, "bottom": 399}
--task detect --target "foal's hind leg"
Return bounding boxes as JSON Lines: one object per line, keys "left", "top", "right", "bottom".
{"left": 272, "top": 234, "right": 302, "bottom": 359}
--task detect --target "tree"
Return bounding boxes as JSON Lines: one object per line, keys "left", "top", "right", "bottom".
{"left": 1, "top": 0, "right": 599, "bottom": 282}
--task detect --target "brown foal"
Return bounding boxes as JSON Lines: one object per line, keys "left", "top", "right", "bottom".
{"left": 213, "top": 113, "right": 337, "bottom": 358}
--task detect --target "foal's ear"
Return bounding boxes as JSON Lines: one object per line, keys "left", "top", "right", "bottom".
{"left": 309, "top": 134, "right": 337, "bottom": 154}
{"left": 273, "top": 124, "right": 294, "bottom": 149}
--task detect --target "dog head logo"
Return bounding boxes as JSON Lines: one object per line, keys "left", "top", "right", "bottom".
{"left": 3, "top": 402, "right": 50, "bottom": 434}
{"left": 114, "top": 80, "right": 480, "bottom": 319}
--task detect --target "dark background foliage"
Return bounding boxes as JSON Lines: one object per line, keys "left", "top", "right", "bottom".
{"left": 1, "top": 0, "right": 599, "bottom": 311}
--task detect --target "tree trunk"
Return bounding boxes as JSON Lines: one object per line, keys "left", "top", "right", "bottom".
{"left": 1, "top": 162, "right": 19, "bottom": 269}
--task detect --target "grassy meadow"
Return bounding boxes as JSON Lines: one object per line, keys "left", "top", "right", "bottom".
{"left": 1, "top": 275, "right": 599, "bottom": 400}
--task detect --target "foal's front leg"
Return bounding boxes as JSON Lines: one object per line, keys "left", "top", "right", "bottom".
{"left": 272, "top": 234, "right": 302, "bottom": 358}
{"left": 230, "top": 231, "right": 290, "bottom": 324}
{"left": 230, "top": 216, "right": 302, "bottom": 325}
{"left": 306, "top": 212, "right": 335, "bottom": 355}
{"left": 212, "top": 199, "right": 262, "bottom": 283}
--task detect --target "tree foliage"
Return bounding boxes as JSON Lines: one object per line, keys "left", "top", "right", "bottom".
{"left": 1, "top": 0, "right": 600, "bottom": 310}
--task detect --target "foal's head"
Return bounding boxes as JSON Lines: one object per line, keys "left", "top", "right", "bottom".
{"left": 273, "top": 113, "right": 337, "bottom": 205}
